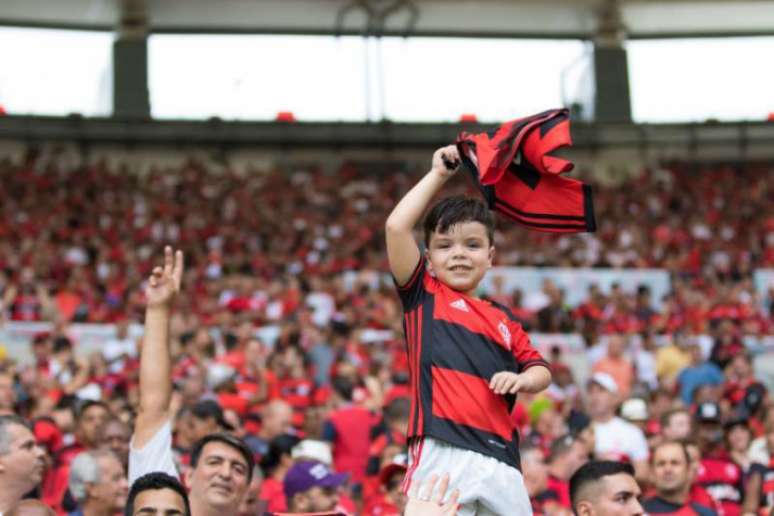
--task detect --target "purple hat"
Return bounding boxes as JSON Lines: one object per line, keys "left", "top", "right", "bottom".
{"left": 283, "top": 461, "right": 349, "bottom": 499}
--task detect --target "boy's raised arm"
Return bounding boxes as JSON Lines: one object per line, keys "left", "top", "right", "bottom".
{"left": 385, "top": 145, "right": 460, "bottom": 286}
{"left": 134, "top": 246, "right": 183, "bottom": 448}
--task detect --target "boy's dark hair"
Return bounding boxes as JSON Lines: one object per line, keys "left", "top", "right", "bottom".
{"left": 124, "top": 472, "right": 191, "bottom": 516}
{"left": 190, "top": 432, "right": 255, "bottom": 482}
{"left": 423, "top": 196, "right": 495, "bottom": 247}
{"left": 569, "top": 460, "right": 635, "bottom": 510}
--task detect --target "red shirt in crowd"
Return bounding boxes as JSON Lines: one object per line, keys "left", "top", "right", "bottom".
{"left": 546, "top": 475, "right": 571, "bottom": 508}
{"left": 362, "top": 494, "right": 400, "bottom": 516}
{"left": 260, "top": 477, "right": 287, "bottom": 513}
{"left": 696, "top": 452, "right": 743, "bottom": 516}
{"left": 40, "top": 442, "right": 85, "bottom": 515}
{"left": 323, "top": 404, "right": 378, "bottom": 484}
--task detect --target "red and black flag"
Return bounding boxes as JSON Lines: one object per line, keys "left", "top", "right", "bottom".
{"left": 456, "top": 108, "right": 596, "bottom": 233}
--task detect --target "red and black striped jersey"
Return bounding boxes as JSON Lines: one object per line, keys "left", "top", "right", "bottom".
{"left": 696, "top": 455, "right": 743, "bottom": 516}
{"left": 395, "top": 260, "right": 548, "bottom": 470}
{"left": 750, "top": 459, "right": 774, "bottom": 509}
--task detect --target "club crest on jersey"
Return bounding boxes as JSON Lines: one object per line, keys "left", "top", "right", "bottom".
{"left": 498, "top": 321, "right": 511, "bottom": 347}
{"left": 449, "top": 299, "right": 469, "bottom": 312}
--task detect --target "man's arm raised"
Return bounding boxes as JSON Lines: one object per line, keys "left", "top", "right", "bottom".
{"left": 133, "top": 246, "right": 183, "bottom": 449}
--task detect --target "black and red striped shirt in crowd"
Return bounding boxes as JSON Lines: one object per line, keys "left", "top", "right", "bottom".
{"left": 395, "top": 260, "right": 549, "bottom": 470}
{"left": 696, "top": 453, "right": 743, "bottom": 516}
{"left": 750, "top": 458, "right": 774, "bottom": 510}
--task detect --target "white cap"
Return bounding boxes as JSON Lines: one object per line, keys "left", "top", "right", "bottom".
{"left": 589, "top": 372, "right": 619, "bottom": 394}
{"left": 621, "top": 398, "right": 648, "bottom": 421}
{"left": 291, "top": 439, "right": 333, "bottom": 466}
{"left": 207, "top": 363, "right": 236, "bottom": 390}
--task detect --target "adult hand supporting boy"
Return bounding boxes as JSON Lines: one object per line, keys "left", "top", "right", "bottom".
{"left": 489, "top": 366, "right": 552, "bottom": 395}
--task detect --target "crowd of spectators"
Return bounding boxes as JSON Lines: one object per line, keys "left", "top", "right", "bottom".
{"left": 0, "top": 152, "right": 772, "bottom": 330}
{"left": 0, "top": 149, "right": 773, "bottom": 515}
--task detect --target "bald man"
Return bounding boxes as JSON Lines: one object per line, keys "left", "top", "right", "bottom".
{"left": 5, "top": 500, "right": 56, "bottom": 516}
{"left": 246, "top": 401, "right": 293, "bottom": 457}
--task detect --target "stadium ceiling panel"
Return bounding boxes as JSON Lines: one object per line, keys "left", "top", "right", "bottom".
{"left": 1, "top": 0, "right": 773, "bottom": 38}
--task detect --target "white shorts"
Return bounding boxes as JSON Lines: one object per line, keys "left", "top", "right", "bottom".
{"left": 402, "top": 437, "right": 532, "bottom": 516}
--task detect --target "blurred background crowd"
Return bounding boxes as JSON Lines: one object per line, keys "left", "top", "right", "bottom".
{"left": 0, "top": 149, "right": 773, "bottom": 514}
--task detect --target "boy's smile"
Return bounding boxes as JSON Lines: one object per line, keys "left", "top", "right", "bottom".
{"left": 426, "top": 221, "right": 494, "bottom": 296}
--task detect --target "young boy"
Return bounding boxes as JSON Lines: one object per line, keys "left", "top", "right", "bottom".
{"left": 385, "top": 145, "right": 552, "bottom": 515}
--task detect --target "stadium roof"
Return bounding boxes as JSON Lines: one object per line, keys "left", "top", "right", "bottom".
{"left": 1, "top": 0, "right": 773, "bottom": 39}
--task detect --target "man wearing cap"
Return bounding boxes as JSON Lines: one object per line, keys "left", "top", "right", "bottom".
{"left": 621, "top": 399, "right": 649, "bottom": 432}
{"left": 642, "top": 441, "right": 716, "bottom": 515}
{"left": 283, "top": 461, "right": 348, "bottom": 513}
{"left": 586, "top": 372, "right": 649, "bottom": 482}
{"left": 129, "top": 247, "right": 253, "bottom": 516}
{"left": 694, "top": 402, "right": 743, "bottom": 515}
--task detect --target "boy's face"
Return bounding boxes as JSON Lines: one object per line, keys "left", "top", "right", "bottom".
{"left": 426, "top": 221, "right": 493, "bottom": 296}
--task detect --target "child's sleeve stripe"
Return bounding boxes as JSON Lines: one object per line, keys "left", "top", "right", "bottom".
{"left": 519, "top": 359, "right": 551, "bottom": 372}
{"left": 394, "top": 258, "right": 424, "bottom": 291}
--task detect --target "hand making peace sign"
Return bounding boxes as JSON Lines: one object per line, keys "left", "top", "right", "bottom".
{"left": 144, "top": 246, "right": 184, "bottom": 310}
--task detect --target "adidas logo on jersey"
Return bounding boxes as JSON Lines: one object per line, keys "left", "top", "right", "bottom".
{"left": 449, "top": 299, "right": 469, "bottom": 312}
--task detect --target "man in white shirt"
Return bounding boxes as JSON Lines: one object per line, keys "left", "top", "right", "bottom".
{"left": 129, "top": 247, "right": 253, "bottom": 516}
{"left": 0, "top": 415, "right": 47, "bottom": 515}
{"left": 586, "top": 372, "right": 649, "bottom": 483}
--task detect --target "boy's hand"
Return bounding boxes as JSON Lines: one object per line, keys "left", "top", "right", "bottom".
{"left": 431, "top": 145, "right": 461, "bottom": 178}
{"left": 489, "top": 371, "right": 525, "bottom": 395}
{"left": 144, "top": 246, "right": 184, "bottom": 311}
